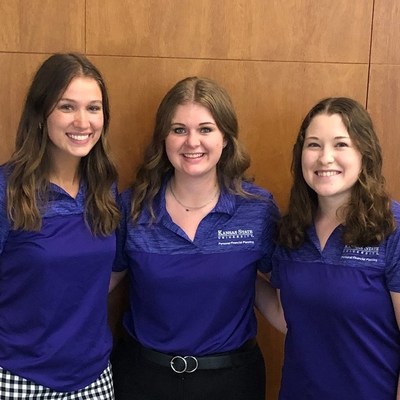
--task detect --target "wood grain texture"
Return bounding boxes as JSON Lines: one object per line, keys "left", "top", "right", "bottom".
{"left": 0, "top": 0, "right": 84, "bottom": 53}
{"left": 0, "top": 53, "right": 49, "bottom": 163}
{"left": 371, "top": 0, "right": 400, "bottom": 64}
{"left": 368, "top": 65, "right": 400, "bottom": 202}
{"left": 87, "top": 0, "right": 372, "bottom": 62}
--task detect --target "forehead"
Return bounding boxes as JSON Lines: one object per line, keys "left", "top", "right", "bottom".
{"left": 172, "top": 102, "right": 215, "bottom": 122}
{"left": 305, "top": 113, "right": 349, "bottom": 138}
{"left": 61, "top": 76, "right": 102, "bottom": 99}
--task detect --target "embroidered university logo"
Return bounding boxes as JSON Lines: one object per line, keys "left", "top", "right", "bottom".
{"left": 341, "top": 245, "right": 379, "bottom": 262}
{"left": 217, "top": 229, "right": 255, "bottom": 246}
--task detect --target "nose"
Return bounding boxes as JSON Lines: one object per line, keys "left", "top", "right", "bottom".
{"left": 73, "top": 110, "right": 90, "bottom": 129}
{"left": 318, "top": 146, "right": 334, "bottom": 165}
{"left": 185, "top": 131, "right": 200, "bottom": 147}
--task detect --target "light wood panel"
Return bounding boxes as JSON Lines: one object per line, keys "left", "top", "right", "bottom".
{"left": 0, "top": 0, "right": 84, "bottom": 53}
{"left": 0, "top": 53, "right": 49, "bottom": 163}
{"left": 371, "top": 0, "right": 400, "bottom": 64}
{"left": 87, "top": 0, "right": 372, "bottom": 63}
{"left": 367, "top": 65, "right": 400, "bottom": 202}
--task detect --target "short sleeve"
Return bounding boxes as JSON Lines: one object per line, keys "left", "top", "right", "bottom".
{"left": 385, "top": 202, "right": 400, "bottom": 292}
{"left": 0, "top": 166, "right": 11, "bottom": 254}
{"left": 257, "top": 194, "right": 280, "bottom": 273}
{"left": 112, "top": 189, "right": 131, "bottom": 272}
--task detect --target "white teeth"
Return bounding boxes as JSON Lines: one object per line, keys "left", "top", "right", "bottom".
{"left": 317, "top": 171, "right": 340, "bottom": 177}
{"left": 183, "top": 153, "right": 203, "bottom": 158}
{"left": 68, "top": 134, "right": 90, "bottom": 141}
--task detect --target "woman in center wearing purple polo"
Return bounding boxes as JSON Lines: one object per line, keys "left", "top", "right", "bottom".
{"left": 110, "top": 76, "right": 279, "bottom": 399}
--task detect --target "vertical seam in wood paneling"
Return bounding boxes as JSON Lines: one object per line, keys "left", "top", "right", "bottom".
{"left": 84, "top": 0, "right": 87, "bottom": 54}
{"left": 366, "top": 0, "right": 376, "bottom": 109}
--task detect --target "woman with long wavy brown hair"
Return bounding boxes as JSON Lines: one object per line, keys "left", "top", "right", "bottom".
{"left": 0, "top": 53, "right": 119, "bottom": 399}
{"left": 258, "top": 97, "right": 400, "bottom": 400}
{"left": 110, "top": 76, "right": 279, "bottom": 400}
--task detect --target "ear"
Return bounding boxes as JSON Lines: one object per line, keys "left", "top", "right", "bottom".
{"left": 223, "top": 140, "right": 227, "bottom": 148}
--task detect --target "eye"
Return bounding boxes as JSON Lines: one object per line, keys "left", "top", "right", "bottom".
{"left": 305, "top": 141, "right": 320, "bottom": 148}
{"left": 171, "top": 127, "right": 186, "bottom": 134}
{"left": 335, "top": 141, "right": 349, "bottom": 148}
{"left": 200, "top": 126, "right": 212, "bottom": 134}
{"left": 58, "top": 103, "right": 74, "bottom": 111}
{"left": 88, "top": 105, "right": 102, "bottom": 113}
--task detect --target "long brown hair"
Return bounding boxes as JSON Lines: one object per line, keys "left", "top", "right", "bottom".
{"left": 6, "top": 53, "right": 120, "bottom": 235}
{"left": 130, "top": 76, "right": 252, "bottom": 223}
{"left": 279, "top": 97, "right": 395, "bottom": 248}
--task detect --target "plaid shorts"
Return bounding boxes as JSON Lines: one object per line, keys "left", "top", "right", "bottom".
{"left": 0, "top": 363, "right": 114, "bottom": 399}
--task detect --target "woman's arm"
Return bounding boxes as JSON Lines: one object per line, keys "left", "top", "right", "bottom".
{"left": 109, "top": 270, "right": 127, "bottom": 293}
{"left": 255, "top": 272, "right": 287, "bottom": 334}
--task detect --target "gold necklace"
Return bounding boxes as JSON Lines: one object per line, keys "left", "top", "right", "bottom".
{"left": 169, "top": 182, "right": 219, "bottom": 212}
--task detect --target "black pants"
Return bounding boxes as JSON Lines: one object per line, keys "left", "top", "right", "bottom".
{"left": 111, "top": 337, "right": 266, "bottom": 400}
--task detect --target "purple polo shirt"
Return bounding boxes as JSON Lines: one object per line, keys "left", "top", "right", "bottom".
{"left": 114, "top": 180, "right": 279, "bottom": 355}
{"left": 0, "top": 165, "right": 116, "bottom": 391}
{"left": 271, "top": 201, "right": 400, "bottom": 400}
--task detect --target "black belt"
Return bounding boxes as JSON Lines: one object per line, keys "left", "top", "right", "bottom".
{"left": 135, "top": 337, "right": 258, "bottom": 374}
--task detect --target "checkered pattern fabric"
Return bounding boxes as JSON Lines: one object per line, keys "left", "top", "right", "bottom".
{"left": 0, "top": 363, "right": 114, "bottom": 399}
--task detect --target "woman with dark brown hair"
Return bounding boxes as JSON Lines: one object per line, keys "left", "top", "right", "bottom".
{"left": 258, "top": 97, "right": 400, "bottom": 399}
{"left": 0, "top": 53, "right": 119, "bottom": 399}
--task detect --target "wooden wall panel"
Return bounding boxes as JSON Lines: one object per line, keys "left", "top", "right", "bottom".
{"left": 371, "top": 0, "right": 400, "bottom": 64}
{"left": 0, "top": 0, "right": 84, "bottom": 53}
{"left": 0, "top": 53, "right": 48, "bottom": 163}
{"left": 367, "top": 65, "right": 400, "bottom": 202}
{"left": 87, "top": 0, "right": 372, "bottom": 62}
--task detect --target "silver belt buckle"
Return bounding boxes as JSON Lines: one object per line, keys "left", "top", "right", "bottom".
{"left": 170, "top": 355, "right": 198, "bottom": 373}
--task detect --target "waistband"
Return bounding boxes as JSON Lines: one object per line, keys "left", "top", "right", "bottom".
{"left": 125, "top": 333, "right": 259, "bottom": 374}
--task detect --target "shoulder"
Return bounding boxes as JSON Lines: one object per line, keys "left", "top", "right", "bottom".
{"left": 388, "top": 200, "right": 400, "bottom": 239}
{"left": 110, "top": 181, "right": 119, "bottom": 198}
{"left": 241, "top": 181, "right": 274, "bottom": 200}
{"left": 0, "top": 164, "right": 9, "bottom": 202}
{"left": 0, "top": 165, "right": 10, "bottom": 251}
{"left": 239, "top": 181, "right": 278, "bottom": 215}
{"left": 392, "top": 200, "right": 400, "bottom": 222}
{"left": 384, "top": 200, "right": 400, "bottom": 251}
{"left": 233, "top": 181, "right": 280, "bottom": 222}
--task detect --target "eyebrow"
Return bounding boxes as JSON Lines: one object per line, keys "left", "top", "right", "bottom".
{"left": 58, "top": 98, "right": 102, "bottom": 104}
{"left": 170, "top": 121, "right": 216, "bottom": 126}
{"left": 305, "top": 135, "right": 350, "bottom": 140}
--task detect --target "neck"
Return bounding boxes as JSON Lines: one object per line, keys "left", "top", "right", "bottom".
{"left": 49, "top": 162, "right": 81, "bottom": 196}
{"left": 169, "top": 175, "right": 219, "bottom": 212}
{"left": 172, "top": 172, "right": 218, "bottom": 194}
{"left": 316, "top": 197, "right": 347, "bottom": 225}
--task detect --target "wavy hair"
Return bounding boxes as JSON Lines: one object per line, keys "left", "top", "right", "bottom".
{"left": 279, "top": 97, "right": 395, "bottom": 248}
{"left": 130, "top": 76, "right": 252, "bottom": 222}
{"left": 6, "top": 53, "right": 120, "bottom": 235}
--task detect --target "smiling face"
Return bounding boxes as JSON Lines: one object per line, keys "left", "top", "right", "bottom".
{"left": 46, "top": 76, "right": 104, "bottom": 162}
{"left": 165, "top": 102, "right": 226, "bottom": 180}
{"left": 301, "top": 113, "right": 362, "bottom": 206}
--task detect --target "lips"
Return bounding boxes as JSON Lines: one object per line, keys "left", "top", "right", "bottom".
{"left": 67, "top": 133, "right": 91, "bottom": 141}
{"left": 183, "top": 153, "right": 204, "bottom": 159}
{"left": 315, "top": 170, "right": 341, "bottom": 177}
